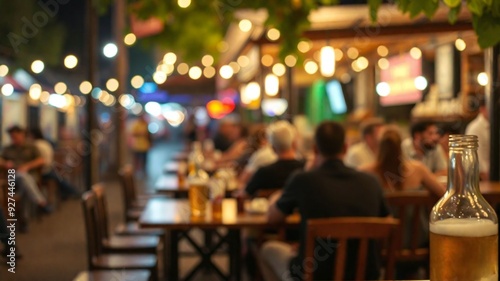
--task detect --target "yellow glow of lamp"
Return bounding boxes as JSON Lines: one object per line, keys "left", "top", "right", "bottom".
{"left": 320, "top": 46, "right": 335, "bottom": 77}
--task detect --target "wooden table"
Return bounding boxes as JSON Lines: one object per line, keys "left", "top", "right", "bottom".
{"left": 139, "top": 198, "right": 299, "bottom": 281}
{"left": 155, "top": 174, "right": 188, "bottom": 198}
{"left": 163, "top": 161, "right": 182, "bottom": 174}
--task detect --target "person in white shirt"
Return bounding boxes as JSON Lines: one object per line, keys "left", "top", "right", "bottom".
{"left": 466, "top": 95, "right": 490, "bottom": 180}
{"left": 344, "top": 118, "right": 384, "bottom": 168}
{"left": 401, "top": 121, "right": 447, "bottom": 175}
{"left": 238, "top": 126, "right": 278, "bottom": 185}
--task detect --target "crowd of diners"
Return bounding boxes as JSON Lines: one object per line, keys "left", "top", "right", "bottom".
{"left": 198, "top": 94, "right": 489, "bottom": 280}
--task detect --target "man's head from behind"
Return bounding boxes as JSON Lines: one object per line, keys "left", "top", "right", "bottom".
{"left": 7, "top": 125, "right": 26, "bottom": 146}
{"left": 314, "top": 121, "right": 346, "bottom": 159}
{"left": 411, "top": 121, "right": 440, "bottom": 151}
{"left": 267, "top": 120, "right": 296, "bottom": 155}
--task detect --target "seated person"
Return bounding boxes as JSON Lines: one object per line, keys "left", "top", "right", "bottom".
{"left": 360, "top": 126, "right": 445, "bottom": 279}
{"left": 401, "top": 121, "right": 447, "bottom": 175}
{"left": 240, "top": 121, "right": 304, "bottom": 197}
{"left": 260, "top": 121, "right": 390, "bottom": 281}
{"left": 237, "top": 126, "right": 277, "bottom": 186}
{"left": 360, "top": 126, "right": 446, "bottom": 196}
{"left": 0, "top": 126, "right": 51, "bottom": 215}
{"left": 29, "top": 128, "right": 80, "bottom": 200}
{"left": 344, "top": 118, "right": 384, "bottom": 168}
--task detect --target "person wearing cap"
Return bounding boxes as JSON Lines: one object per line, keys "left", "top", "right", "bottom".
{"left": 0, "top": 125, "right": 51, "bottom": 218}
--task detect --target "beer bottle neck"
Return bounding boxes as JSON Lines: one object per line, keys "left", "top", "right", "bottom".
{"left": 448, "top": 147, "right": 480, "bottom": 194}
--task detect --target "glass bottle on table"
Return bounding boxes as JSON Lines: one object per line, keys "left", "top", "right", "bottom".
{"left": 430, "top": 135, "right": 498, "bottom": 281}
{"left": 187, "top": 153, "right": 209, "bottom": 218}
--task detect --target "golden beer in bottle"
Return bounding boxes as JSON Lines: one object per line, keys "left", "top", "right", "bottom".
{"left": 430, "top": 135, "right": 498, "bottom": 281}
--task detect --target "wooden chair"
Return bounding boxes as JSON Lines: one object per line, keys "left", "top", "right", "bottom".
{"left": 304, "top": 217, "right": 400, "bottom": 281}
{"left": 118, "top": 165, "right": 164, "bottom": 222}
{"left": 91, "top": 184, "right": 160, "bottom": 255}
{"left": 384, "top": 191, "right": 438, "bottom": 276}
{"left": 73, "top": 270, "right": 150, "bottom": 281}
{"left": 81, "top": 191, "right": 158, "bottom": 280}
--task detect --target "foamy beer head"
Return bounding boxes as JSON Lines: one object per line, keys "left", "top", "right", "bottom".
{"left": 430, "top": 219, "right": 498, "bottom": 281}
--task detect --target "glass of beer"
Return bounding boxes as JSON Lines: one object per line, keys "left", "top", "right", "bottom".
{"left": 188, "top": 178, "right": 209, "bottom": 218}
{"left": 430, "top": 219, "right": 498, "bottom": 281}
{"left": 210, "top": 178, "right": 225, "bottom": 221}
{"left": 177, "top": 162, "right": 187, "bottom": 188}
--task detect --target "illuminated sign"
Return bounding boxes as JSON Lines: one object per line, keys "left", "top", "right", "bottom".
{"left": 380, "top": 54, "right": 422, "bottom": 106}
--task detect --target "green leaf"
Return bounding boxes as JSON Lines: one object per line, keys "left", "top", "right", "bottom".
{"left": 448, "top": 4, "right": 462, "bottom": 24}
{"left": 368, "top": 0, "right": 383, "bottom": 22}
{"left": 397, "top": 0, "right": 411, "bottom": 13}
{"left": 472, "top": 12, "right": 500, "bottom": 48}
{"left": 408, "top": 1, "right": 424, "bottom": 18}
{"left": 490, "top": 0, "right": 500, "bottom": 17}
{"left": 468, "top": 0, "right": 485, "bottom": 15}
{"left": 483, "top": 0, "right": 493, "bottom": 7}
{"left": 423, "top": 0, "right": 439, "bottom": 18}
{"left": 444, "top": 0, "right": 461, "bottom": 8}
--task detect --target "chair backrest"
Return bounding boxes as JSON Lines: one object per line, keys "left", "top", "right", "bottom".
{"left": 81, "top": 191, "right": 101, "bottom": 267}
{"left": 118, "top": 165, "right": 137, "bottom": 217}
{"left": 304, "top": 217, "right": 400, "bottom": 281}
{"left": 92, "top": 184, "right": 111, "bottom": 239}
{"left": 384, "top": 190, "right": 438, "bottom": 263}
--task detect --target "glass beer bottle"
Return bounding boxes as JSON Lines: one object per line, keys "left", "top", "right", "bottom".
{"left": 187, "top": 153, "right": 209, "bottom": 218}
{"left": 430, "top": 135, "right": 498, "bottom": 281}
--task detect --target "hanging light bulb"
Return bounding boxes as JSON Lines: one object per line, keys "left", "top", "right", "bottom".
{"left": 265, "top": 74, "right": 279, "bottom": 96}
{"left": 320, "top": 46, "right": 335, "bottom": 77}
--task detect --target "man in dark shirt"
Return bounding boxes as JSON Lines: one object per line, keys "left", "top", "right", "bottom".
{"left": 244, "top": 121, "right": 304, "bottom": 197}
{"left": 260, "top": 121, "right": 390, "bottom": 281}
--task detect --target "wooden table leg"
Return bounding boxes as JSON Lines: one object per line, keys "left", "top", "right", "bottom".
{"left": 229, "top": 229, "right": 241, "bottom": 281}
{"left": 169, "top": 230, "right": 179, "bottom": 281}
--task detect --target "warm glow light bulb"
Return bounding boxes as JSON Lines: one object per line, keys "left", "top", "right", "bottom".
{"left": 410, "top": 47, "right": 422, "bottom": 60}
{"left": 202, "top": 55, "right": 214, "bottom": 67}
{"left": 124, "top": 33, "right": 136, "bottom": 45}
{"left": 320, "top": 46, "right": 335, "bottom": 77}
{"left": 106, "top": 78, "right": 119, "bottom": 92}
{"left": 265, "top": 74, "right": 279, "bottom": 96}
{"left": 103, "top": 43, "right": 118, "bottom": 58}
{"left": 455, "top": 38, "right": 466, "bottom": 51}
{"left": 267, "top": 28, "right": 280, "bottom": 41}
{"left": 188, "top": 66, "right": 202, "bottom": 80}
{"left": 272, "top": 63, "right": 286, "bottom": 77}
{"left": 304, "top": 60, "right": 318, "bottom": 75}
{"left": 477, "top": 72, "right": 488, "bottom": 86}
{"left": 347, "top": 47, "right": 359, "bottom": 59}
{"left": 31, "top": 60, "right": 45, "bottom": 74}
{"left": 54, "top": 82, "right": 67, "bottom": 94}
{"left": 377, "top": 45, "right": 389, "bottom": 57}
{"left": 153, "top": 71, "right": 167, "bottom": 84}
{"left": 239, "top": 19, "right": 252, "bottom": 32}
{"left": 219, "top": 65, "right": 234, "bottom": 79}
{"left": 64, "top": 55, "right": 78, "bottom": 69}
{"left": 131, "top": 75, "right": 144, "bottom": 89}
{"left": 0, "top": 65, "right": 9, "bottom": 77}
{"left": 178, "top": 0, "right": 191, "bottom": 8}
{"left": 177, "top": 63, "right": 189, "bottom": 75}
{"left": 79, "top": 81, "right": 92, "bottom": 94}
